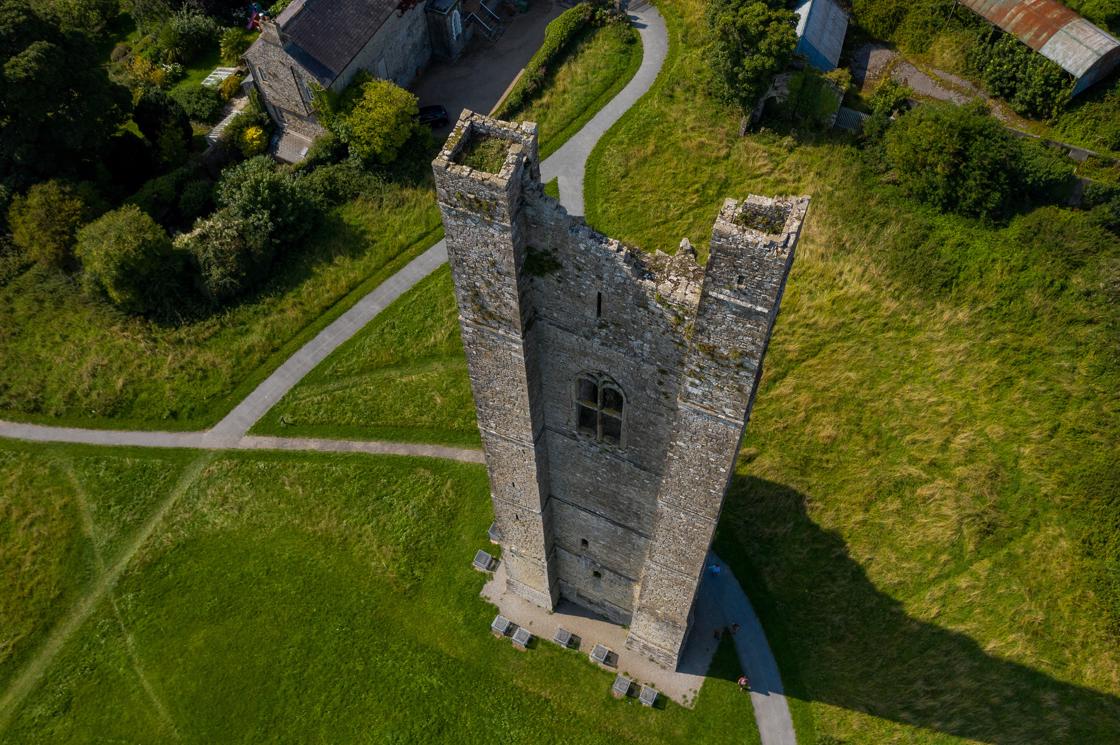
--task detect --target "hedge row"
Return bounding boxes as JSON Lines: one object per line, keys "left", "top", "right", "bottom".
{"left": 497, "top": 3, "right": 597, "bottom": 115}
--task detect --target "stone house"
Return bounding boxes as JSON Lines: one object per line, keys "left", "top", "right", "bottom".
{"left": 243, "top": 0, "right": 476, "bottom": 162}
{"left": 433, "top": 111, "right": 808, "bottom": 670}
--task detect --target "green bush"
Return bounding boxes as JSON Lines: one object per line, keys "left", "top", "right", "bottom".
{"left": 75, "top": 205, "right": 179, "bottom": 314}
{"left": 708, "top": 0, "right": 799, "bottom": 113}
{"left": 1016, "top": 138, "right": 1075, "bottom": 202}
{"left": 851, "top": 0, "right": 954, "bottom": 54}
{"left": 216, "top": 156, "right": 316, "bottom": 246}
{"left": 8, "top": 180, "right": 88, "bottom": 269}
{"left": 178, "top": 178, "right": 214, "bottom": 223}
{"left": 158, "top": 6, "right": 218, "bottom": 64}
{"left": 333, "top": 76, "right": 420, "bottom": 163}
{"left": 499, "top": 3, "right": 595, "bottom": 114}
{"left": 299, "top": 159, "right": 383, "bottom": 210}
{"left": 127, "top": 166, "right": 198, "bottom": 228}
{"left": 218, "top": 72, "right": 244, "bottom": 102}
{"left": 969, "top": 33, "right": 1071, "bottom": 119}
{"left": 173, "top": 84, "right": 224, "bottom": 123}
{"left": 220, "top": 27, "right": 255, "bottom": 66}
{"left": 766, "top": 69, "right": 843, "bottom": 130}
{"left": 885, "top": 102, "right": 1020, "bottom": 217}
{"left": 221, "top": 107, "right": 272, "bottom": 158}
{"left": 177, "top": 207, "right": 273, "bottom": 303}
{"left": 133, "top": 88, "right": 193, "bottom": 167}
{"left": 862, "top": 80, "right": 912, "bottom": 141}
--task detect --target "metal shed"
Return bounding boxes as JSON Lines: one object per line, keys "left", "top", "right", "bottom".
{"left": 794, "top": 0, "right": 849, "bottom": 71}
{"left": 960, "top": 0, "right": 1120, "bottom": 95}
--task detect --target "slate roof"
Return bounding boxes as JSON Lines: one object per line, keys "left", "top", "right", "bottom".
{"left": 960, "top": 0, "right": 1120, "bottom": 80}
{"left": 279, "top": 0, "right": 401, "bottom": 84}
{"left": 243, "top": 24, "right": 325, "bottom": 138}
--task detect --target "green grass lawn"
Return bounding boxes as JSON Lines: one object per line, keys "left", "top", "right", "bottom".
{"left": 0, "top": 187, "right": 440, "bottom": 430}
{"left": 498, "top": 20, "right": 642, "bottom": 158}
{"left": 0, "top": 440, "right": 757, "bottom": 743}
{"left": 583, "top": 0, "right": 1120, "bottom": 742}
{"left": 254, "top": 266, "right": 480, "bottom": 445}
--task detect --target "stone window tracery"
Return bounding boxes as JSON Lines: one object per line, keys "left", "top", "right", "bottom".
{"left": 575, "top": 373, "right": 623, "bottom": 446}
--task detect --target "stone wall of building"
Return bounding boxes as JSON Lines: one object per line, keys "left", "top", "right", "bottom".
{"left": 333, "top": 3, "right": 432, "bottom": 91}
{"left": 433, "top": 111, "right": 808, "bottom": 669}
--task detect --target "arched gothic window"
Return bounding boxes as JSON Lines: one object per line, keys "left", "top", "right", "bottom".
{"left": 575, "top": 373, "right": 624, "bottom": 446}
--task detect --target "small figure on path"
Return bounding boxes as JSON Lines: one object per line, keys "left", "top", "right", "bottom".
{"left": 738, "top": 675, "right": 750, "bottom": 692}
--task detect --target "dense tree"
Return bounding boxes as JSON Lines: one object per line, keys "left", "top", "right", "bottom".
{"left": 215, "top": 155, "right": 315, "bottom": 246}
{"left": 134, "top": 88, "right": 194, "bottom": 167}
{"left": 7, "top": 180, "right": 87, "bottom": 268}
{"left": 176, "top": 207, "right": 273, "bottom": 303}
{"left": 334, "top": 77, "right": 421, "bottom": 163}
{"left": 76, "top": 205, "right": 179, "bottom": 313}
{"left": 884, "top": 102, "right": 1020, "bottom": 217}
{"left": 707, "top": 0, "right": 797, "bottom": 112}
{"left": 0, "top": 0, "right": 130, "bottom": 185}
{"left": 29, "top": 0, "right": 117, "bottom": 33}
{"left": 173, "top": 84, "right": 223, "bottom": 123}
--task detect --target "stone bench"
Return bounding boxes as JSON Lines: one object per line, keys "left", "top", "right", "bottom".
{"left": 590, "top": 643, "right": 615, "bottom": 667}
{"left": 473, "top": 549, "right": 496, "bottom": 572}
{"left": 511, "top": 626, "right": 533, "bottom": 651}
{"left": 487, "top": 522, "right": 501, "bottom": 543}
{"left": 491, "top": 614, "right": 512, "bottom": 638}
{"left": 611, "top": 674, "right": 632, "bottom": 699}
{"left": 552, "top": 627, "right": 574, "bottom": 649}
{"left": 639, "top": 685, "right": 658, "bottom": 707}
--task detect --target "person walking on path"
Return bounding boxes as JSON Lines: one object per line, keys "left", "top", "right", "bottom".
{"left": 738, "top": 675, "right": 750, "bottom": 692}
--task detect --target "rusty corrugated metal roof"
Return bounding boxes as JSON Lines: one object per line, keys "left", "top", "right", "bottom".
{"left": 960, "top": 0, "right": 1120, "bottom": 81}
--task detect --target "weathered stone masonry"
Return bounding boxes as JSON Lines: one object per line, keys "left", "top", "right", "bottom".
{"left": 433, "top": 111, "right": 808, "bottom": 670}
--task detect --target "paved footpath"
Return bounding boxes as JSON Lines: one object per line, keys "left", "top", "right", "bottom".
{"left": 541, "top": 0, "right": 668, "bottom": 215}
{"left": 0, "top": 7, "right": 799, "bottom": 742}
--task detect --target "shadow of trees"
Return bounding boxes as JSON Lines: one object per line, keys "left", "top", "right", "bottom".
{"left": 713, "top": 474, "right": 1120, "bottom": 744}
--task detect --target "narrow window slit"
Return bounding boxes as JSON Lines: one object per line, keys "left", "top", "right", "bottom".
{"left": 596, "top": 291, "right": 602, "bottom": 318}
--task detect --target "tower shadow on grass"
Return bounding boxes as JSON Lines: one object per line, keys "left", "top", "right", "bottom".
{"left": 712, "top": 475, "right": 1120, "bottom": 745}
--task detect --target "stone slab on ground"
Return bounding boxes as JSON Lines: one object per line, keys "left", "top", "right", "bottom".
{"left": 481, "top": 560, "right": 721, "bottom": 707}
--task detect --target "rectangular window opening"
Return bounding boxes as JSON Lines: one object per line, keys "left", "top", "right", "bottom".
{"left": 601, "top": 415, "right": 622, "bottom": 445}
{"left": 596, "top": 291, "right": 602, "bottom": 319}
{"left": 577, "top": 405, "right": 598, "bottom": 435}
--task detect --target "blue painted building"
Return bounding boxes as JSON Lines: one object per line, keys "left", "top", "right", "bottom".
{"left": 794, "top": 0, "right": 848, "bottom": 72}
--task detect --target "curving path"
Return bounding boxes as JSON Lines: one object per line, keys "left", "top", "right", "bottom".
{"left": 0, "top": 6, "right": 798, "bottom": 744}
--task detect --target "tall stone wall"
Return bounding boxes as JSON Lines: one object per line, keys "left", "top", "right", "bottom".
{"left": 433, "top": 111, "right": 808, "bottom": 668}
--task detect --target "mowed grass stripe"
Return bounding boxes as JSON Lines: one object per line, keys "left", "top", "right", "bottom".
{"left": 0, "top": 454, "right": 212, "bottom": 733}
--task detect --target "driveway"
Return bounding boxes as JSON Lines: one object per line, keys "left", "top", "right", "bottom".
{"left": 412, "top": 0, "right": 565, "bottom": 132}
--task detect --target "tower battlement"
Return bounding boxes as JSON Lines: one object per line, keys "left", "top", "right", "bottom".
{"left": 434, "top": 110, "right": 808, "bottom": 669}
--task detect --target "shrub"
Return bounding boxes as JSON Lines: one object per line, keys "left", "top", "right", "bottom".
{"left": 334, "top": 77, "right": 420, "bottom": 163}
{"left": 499, "top": 3, "right": 595, "bottom": 114}
{"left": 707, "top": 0, "right": 799, "bottom": 113}
{"left": 851, "top": 0, "right": 952, "bottom": 54}
{"left": 969, "top": 32, "right": 1071, "bottom": 119}
{"left": 884, "top": 102, "right": 1020, "bottom": 217}
{"left": 8, "top": 181, "right": 87, "bottom": 269}
{"left": 218, "top": 72, "right": 243, "bottom": 102}
{"left": 133, "top": 88, "right": 193, "bottom": 167}
{"left": 767, "top": 69, "right": 844, "bottom": 130}
{"left": 110, "top": 42, "right": 131, "bottom": 62}
{"left": 105, "top": 131, "right": 158, "bottom": 198}
{"left": 222, "top": 108, "right": 271, "bottom": 157}
{"left": 158, "top": 6, "right": 218, "bottom": 64}
{"left": 173, "top": 84, "right": 224, "bottom": 123}
{"left": 1016, "top": 138, "right": 1075, "bottom": 202}
{"left": 75, "top": 205, "right": 179, "bottom": 313}
{"left": 177, "top": 207, "right": 273, "bottom": 303}
{"left": 220, "top": 27, "right": 255, "bottom": 66}
{"left": 862, "top": 80, "right": 911, "bottom": 141}
{"left": 178, "top": 178, "right": 214, "bottom": 222}
{"left": 299, "top": 159, "right": 383, "bottom": 210}
{"left": 127, "top": 166, "right": 197, "bottom": 227}
{"left": 215, "top": 155, "right": 315, "bottom": 246}
{"left": 241, "top": 125, "right": 267, "bottom": 156}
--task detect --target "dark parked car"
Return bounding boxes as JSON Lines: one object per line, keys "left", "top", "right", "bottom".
{"left": 418, "top": 105, "right": 450, "bottom": 128}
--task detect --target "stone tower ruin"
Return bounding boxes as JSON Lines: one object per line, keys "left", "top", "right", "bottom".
{"left": 432, "top": 111, "right": 808, "bottom": 670}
